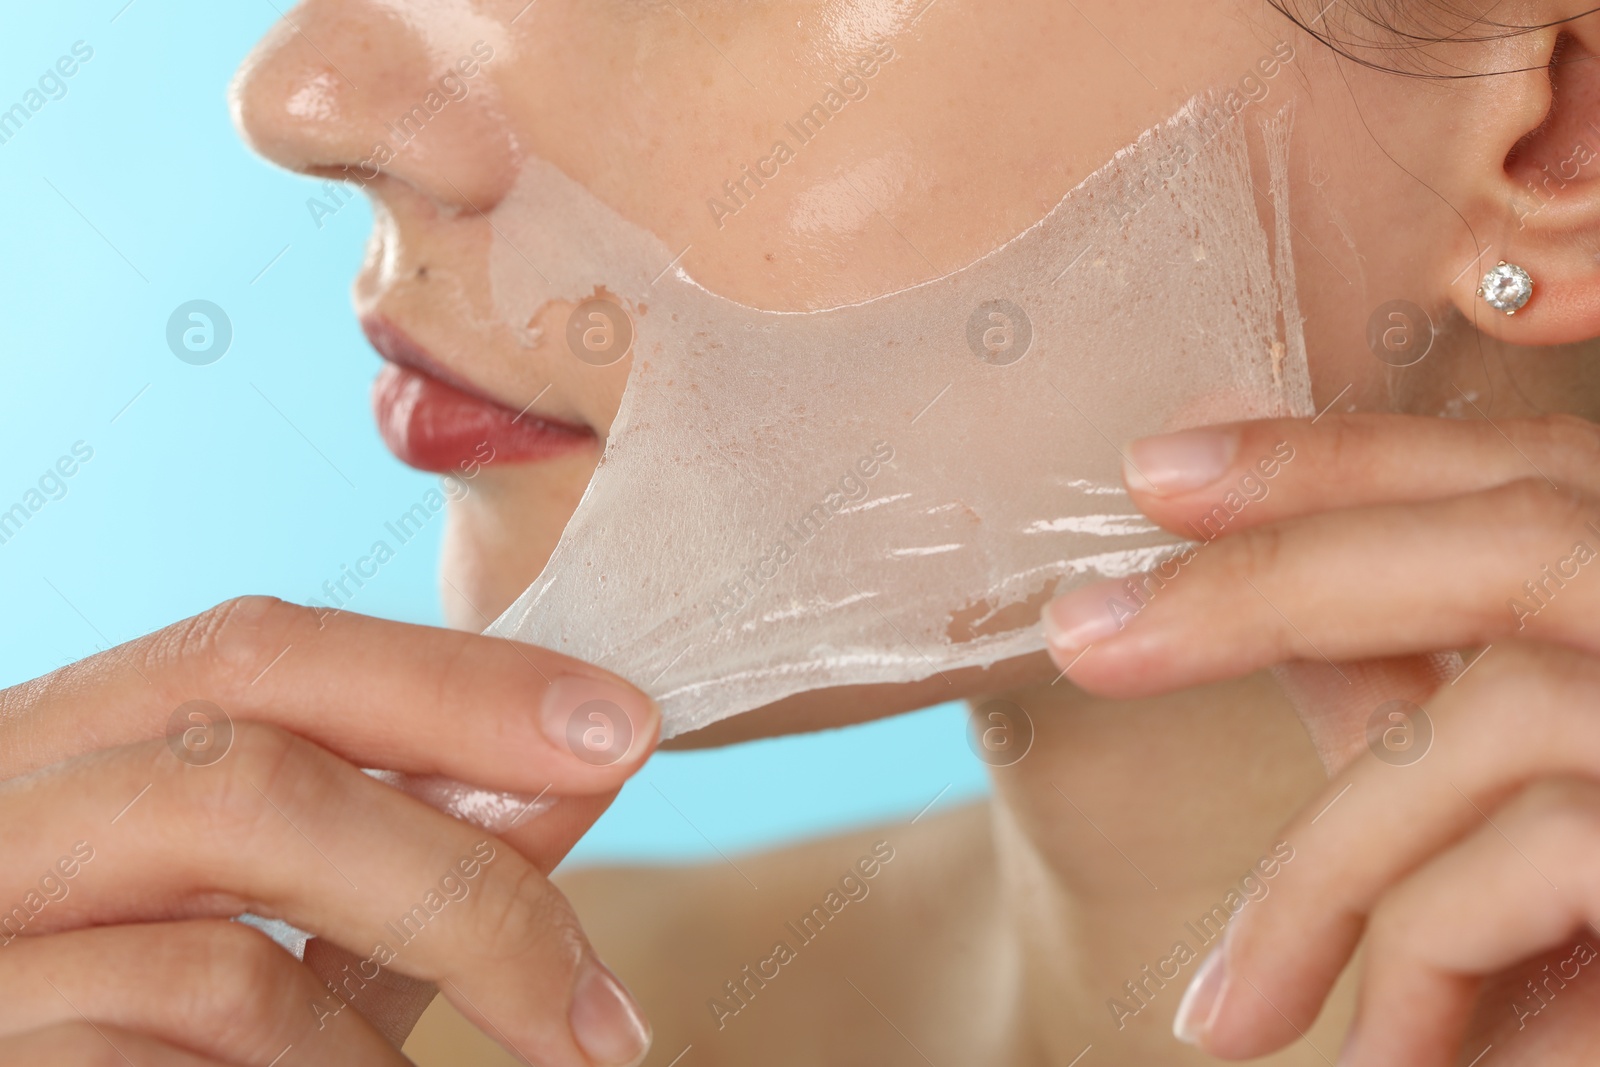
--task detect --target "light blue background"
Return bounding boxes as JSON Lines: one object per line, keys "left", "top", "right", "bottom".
{"left": 0, "top": 3, "right": 988, "bottom": 865}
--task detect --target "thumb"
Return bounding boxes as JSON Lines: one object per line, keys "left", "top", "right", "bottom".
{"left": 1271, "top": 652, "right": 1463, "bottom": 776}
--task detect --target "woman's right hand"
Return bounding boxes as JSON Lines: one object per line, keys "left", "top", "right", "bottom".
{"left": 0, "top": 596, "right": 660, "bottom": 1067}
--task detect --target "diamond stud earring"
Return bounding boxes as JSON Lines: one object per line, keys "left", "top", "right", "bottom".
{"left": 1477, "top": 261, "right": 1534, "bottom": 315}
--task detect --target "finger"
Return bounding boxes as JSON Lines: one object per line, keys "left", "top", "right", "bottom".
{"left": 1043, "top": 478, "right": 1600, "bottom": 697}
{"left": 295, "top": 789, "right": 620, "bottom": 1046}
{"left": 0, "top": 725, "right": 652, "bottom": 1067}
{"left": 0, "top": 921, "right": 406, "bottom": 1066}
{"left": 1339, "top": 779, "right": 1600, "bottom": 1067}
{"left": 0, "top": 1022, "right": 234, "bottom": 1067}
{"left": 302, "top": 937, "right": 440, "bottom": 1048}
{"left": 1181, "top": 643, "right": 1600, "bottom": 1058}
{"left": 0, "top": 596, "right": 659, "bottom": 793}
{"left": 1120, "top": 412, "right": 1600, "bottom": 533}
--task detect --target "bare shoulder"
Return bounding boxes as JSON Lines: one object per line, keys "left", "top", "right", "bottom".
{"left": 559, "top": 799, "right": 1004, "bottom": 1066}
{"left": 559, "top": 797, "right": 995, "bottom": 963}
{"left": 405, "top": 801, "right": 1003, "bottom": 1067}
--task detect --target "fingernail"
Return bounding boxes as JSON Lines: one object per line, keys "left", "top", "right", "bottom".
{"left": 540, "top": 675, "right": 659, "bottom": 769}
{"left": 1125, "top": 429, "right": 1238, "bottom": 495}
{"left": 571, "top": 955, "right": 652, "bottom": 1067}
{"left": 1173, "top": 940, "right": 1230, "bottom": 1046}
{"left": 1042, "top": 578, "right": 1134, "bottom": 656}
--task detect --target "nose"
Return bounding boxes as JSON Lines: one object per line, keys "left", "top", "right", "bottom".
{"left": 230, "top": 2, "right": 516, "bottom": 208}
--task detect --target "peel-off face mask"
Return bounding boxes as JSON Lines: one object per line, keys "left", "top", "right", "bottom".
{"left": 484, "top": 91, "right": 1313, "bottom": 738}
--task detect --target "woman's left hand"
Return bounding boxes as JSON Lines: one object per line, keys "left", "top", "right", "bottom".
{"left": 1042, "top": 411, "right": 1600, "bottom": 1066}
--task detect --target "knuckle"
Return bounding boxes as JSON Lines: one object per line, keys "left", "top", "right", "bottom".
{"left": 1490, "top": 478, "right": 1591, "bottom": 539}
{"left": 152, "top": 596, "right": 310, "bottom": 697}
{"left": 1206, "top": 525, "right": 1301, "bottom": 656}
{"left": 464, "top": 857, "right": 586, "bottom": 968}
{"left": 1455, "top": 641, "right": 1596, "bottom": 714}
{"left": 1530, "top": 413, "right": 1600, "bottom": 483}
{"left": 1214, "top": 522, "right": 1286, "bottom": 584}
{"left": 23, "top": 1022, "right": 133, "bottom": 1066}
{"left": 0, "top": 685, "right": 37, "bottom": 773}
{"left": 191, "top": 922, "right": 303, "bottom": 1033}
{"left": 1364, "top": 889, "right": 1427, "bottom": 960}
{"left": 1481, "top": 779, "right": 1600, "bottom": 893}
{"left": 1503, "top": 778, "right": 1600, "bottom": 840}
{"left": 0, "top": 1022, "right": 129, "bottom": 1067}
{"left": 199, "top": 920, "right": 292, "bottom": 988}
{"left": 181, "top": 723, "right": 327, "bottom": 840}
{"left": 1463, "top": 641, "right": 1538, "bottom": 692}
{"left": 1436, "top": 646, "right": 1600, "bottom": 797}
{"left": 1314, "top": 413, "right": 1360, "bottom": 470}
{"left": 224, "top": 720, "right": 304, "bottom": 782}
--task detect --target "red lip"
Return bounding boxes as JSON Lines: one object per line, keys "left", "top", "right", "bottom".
{"left": 363, "top": 317, "right": 596, "bottom": 474}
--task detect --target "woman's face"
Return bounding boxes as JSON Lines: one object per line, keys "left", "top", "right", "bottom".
{"left": 231, "top": 0, "right": 1552, "bottom": 735}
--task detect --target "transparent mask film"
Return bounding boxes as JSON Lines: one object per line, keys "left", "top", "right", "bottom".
{"left": 475, "top": 89, "right": 1314, "bottom": 738}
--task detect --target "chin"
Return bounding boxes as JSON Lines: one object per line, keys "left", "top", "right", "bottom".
{"left": 435, "top": 455, "right": 1062, "bottom": 746}
{"left": 436, "top": 510, "right": 548, "bottom": 633}
{"left": 437, "top": 455, "right": 599, "bottom": 631}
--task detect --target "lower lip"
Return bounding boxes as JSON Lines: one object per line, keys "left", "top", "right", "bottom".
{"left": 371, "top": 363, "right": 596, "bottom": 473}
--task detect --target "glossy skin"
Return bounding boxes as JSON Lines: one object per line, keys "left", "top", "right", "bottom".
{"left": 230, "top": 0, "right": 1303, "bottom": 657}
{"left": 5, "top": 1, "right": 1600, "bottom": 1065}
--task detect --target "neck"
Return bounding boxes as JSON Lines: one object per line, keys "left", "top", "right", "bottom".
{"left": 982, "top": 671, "right": 1352, "bottom": 1066}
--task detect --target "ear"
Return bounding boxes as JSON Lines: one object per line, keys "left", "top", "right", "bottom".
{"left": 1442, "top": 6, "right": 1600, "bottom": 344}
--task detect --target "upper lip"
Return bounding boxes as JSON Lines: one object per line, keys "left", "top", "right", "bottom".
{"left": 359, "top": 315, "right": 591, "bottom": 432}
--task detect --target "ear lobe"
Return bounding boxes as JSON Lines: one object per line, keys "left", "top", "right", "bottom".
{"left": 1445, "top": 16, "right": 1600, "bottom": 344}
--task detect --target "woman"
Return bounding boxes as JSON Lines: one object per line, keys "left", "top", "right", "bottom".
{"left": 4, "top": 1, "right": 1600, "bottom": 1064}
